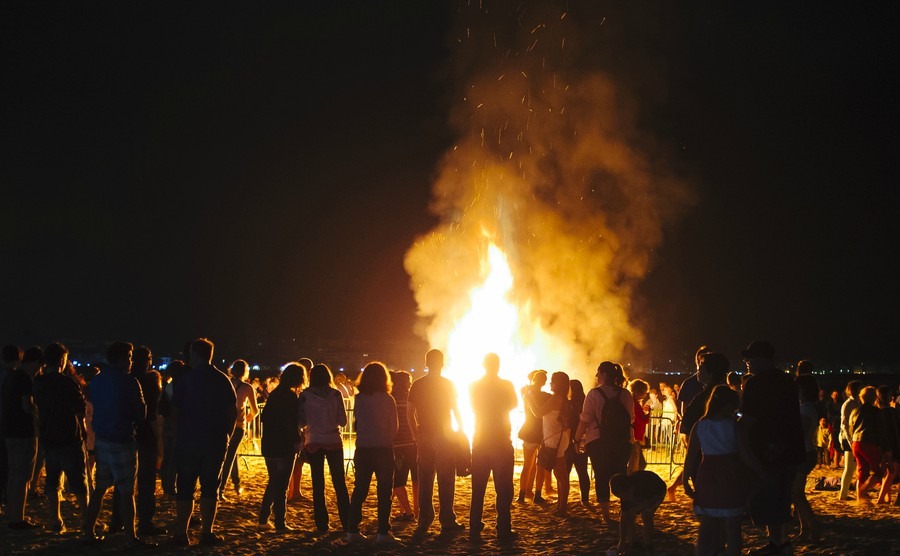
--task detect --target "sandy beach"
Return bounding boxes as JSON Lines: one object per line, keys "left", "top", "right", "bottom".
{"left": 2, "top": 459, "right": 898, "bottom": 556}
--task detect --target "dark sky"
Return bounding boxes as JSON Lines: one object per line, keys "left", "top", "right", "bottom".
{"left": 3, "top": 2, "right": 898, "bottom": 367}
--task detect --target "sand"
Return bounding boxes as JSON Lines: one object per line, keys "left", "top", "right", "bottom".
{"left": 2, "top": 459, "right": 898, "bottom": 555}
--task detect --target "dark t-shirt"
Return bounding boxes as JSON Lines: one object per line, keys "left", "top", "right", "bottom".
{"left": 470, "top": 375, "right": 517, "bottom": 447}
{"left": 407, "top": 373, "right": 457, "bottom": 438}
{"left": 622, "top": 470, "right": 667, "bottom": 511}
{"left": 1, "top": 369, "right": 37, "bottom": 439}
{"left": 174, "top": 363, "right": 237, "bottom": 453}
{"left": 34, "top": 372, "right": 86, "bottom": 448}
{"left": 740, "top": 368, "right": 805, "bottom": 467}
{"left": 261, "top": 385, "right": 301, "bottom": 458}
{"left": 677, "top": 373, "right": 703, "bottom": 415}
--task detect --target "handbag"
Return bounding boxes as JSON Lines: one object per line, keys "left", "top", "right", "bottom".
{"left": 537, "top": 442, "right": 556, "bottom": 470}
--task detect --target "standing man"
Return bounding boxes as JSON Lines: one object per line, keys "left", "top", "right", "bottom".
{"left": 469, "top": 353, "right": 518, "bottom": 542}
{"left": 0, "top": 345, "right": 24, "bottom": 520}
{"left": 738, "top": 341, "right": 805, "bottom": 556}
{"left": 408, "top": 349, "right": 465, "bottom": 537}
{"left": 219, "top": 359, "right": 258, "bottom": 502}
{"left": 130, "top": 346, "right": 166, "bottom": 536}
{"left": 1, "top": 345, "right": 39, "bottom": 530}
{"left": 33, "top": 342, "right": 88, "bottom": 534}
{"left": 171, "top": 338, "right": 237, "bottom": 547}
{"left": 82, "top": 341, "right": 151, "bottom": 547}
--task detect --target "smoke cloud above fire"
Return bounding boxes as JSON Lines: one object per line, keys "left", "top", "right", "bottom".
{"left": 405, "top": 1, "right": 690, "bottom": 378}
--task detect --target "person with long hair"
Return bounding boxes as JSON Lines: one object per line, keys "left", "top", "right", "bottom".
{"left": 534, "top": 371, "right": 572, "bottom": 517}
{"left": 347, "top": 362, "right": 398, "bottom": 543}
{"left": 573, "top": 361, "right": 634, "bottom": 526}
{"left": 390, "top": 370, "right": 417, "bottom": 521}
{"left": 257, "top": 363, "right": 304, "bottom": 532}
{"left": 299, "top": 363, "right": 350, "bottom": 533}
{"left": 684, "top": 385, "right": 758, "bottom": 556}
{"left": 566, "top": 379, "right": 592, "bottom": 507}
{"left": 517, "top": 370, "right": 550, "bottom": 504}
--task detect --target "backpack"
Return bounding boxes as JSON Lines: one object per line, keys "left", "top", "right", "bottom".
{"left": 595, "top": 387, "right": 632, "bottom": 447}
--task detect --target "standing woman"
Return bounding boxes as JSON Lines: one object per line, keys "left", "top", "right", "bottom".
{"left": 535, "top": 371, "right": 572, "bottom": 517}
{"left": 573, "top": 362, "right": 635, "bottom": 526}
{"left": 299, "top": 363, "right": 350, "bottom": 533}
{"left": 257, "top": 363, "right": 304, "bottom": 532}
{"left": 347, "top": 362, "right": 399, "bottom": 543}
{"left": 566, "top": 379, "right": 592, "bottom": 507}
{"left": 390, "top": 370, "right": 418, "bottom": 521}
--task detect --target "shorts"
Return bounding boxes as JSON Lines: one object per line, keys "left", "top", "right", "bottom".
{"left": 5, "top": 437, "right": 37, "bottom": 485}
{"left": 44, "top": 442, "right": 88, "bottom": 496}
{"left": 748, "top": 465, "right": 795, "bottom": 527}
{"left": 176, "top": 444, "right": 228, "bottom": 501}
{"left": 852, "top": 441, "right": 883, "bottom": 481}
{"left": 393, "top": 444, "right": 418, "bottom": 487}
{"left": 94, "top": 438, "right": 137, "bottom": 494}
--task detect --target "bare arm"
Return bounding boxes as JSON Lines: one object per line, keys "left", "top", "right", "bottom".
{"left": 407, "top": 400, "right": 418, "bottom": 443}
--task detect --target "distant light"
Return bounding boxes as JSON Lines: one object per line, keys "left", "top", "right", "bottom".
{"left": 252, "top": 365, "right": 261, "bottom": 371}
{"left": 159, "top": 363, "right": 168, "bottom": 370}
{"left": 72, "top": 360, "right": 80, "bottom": 366}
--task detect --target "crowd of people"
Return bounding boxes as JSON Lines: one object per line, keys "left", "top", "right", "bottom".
{"left": 1, "top": 338, "right": 899, "bottom": 555}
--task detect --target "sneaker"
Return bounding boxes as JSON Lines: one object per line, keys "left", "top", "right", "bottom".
{"left": 125, "top": 537, "right": 158, "bottom": 549}
{"left": 376, "top": 532, "right": 400, "bottom": 544}
{"left": 50, "top": 521, "right": 67, "bottom": 534}
{"left": 200, "top": 532, "right": 225, "bottom": 546}
{"left": 8, "top": 519, "right": 41, "bottom": 530}
{"left": 137, "top": 524, "right": 168, "bottom": 536}
{"left": 498, "top": 530, "right": 519, "bottom": 543}
{"left": 441, "top": 521, "right": 465, "bottom": 533}
{"left": 346, "top": 532, "right": 368, "bottom": 542}
{"left": 257, "top": 521, "right": 274, "bottom": 531}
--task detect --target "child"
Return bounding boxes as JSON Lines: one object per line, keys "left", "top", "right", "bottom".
{"left": 608, "top": 470, "right": 666, "bottom": 555}
{"left": 816, "top": 418, "right": 831, "bottom": 467}
{"left": 684, "top": 384, "right": 758, "bottom": 556}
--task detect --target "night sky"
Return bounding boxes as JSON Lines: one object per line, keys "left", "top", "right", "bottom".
{"left": 3, "top": 2, "right": 898, "bottom": 368}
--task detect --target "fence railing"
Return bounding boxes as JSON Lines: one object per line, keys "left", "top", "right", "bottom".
{"left": 642, "top": 415, "right": 684, "bottom": 478}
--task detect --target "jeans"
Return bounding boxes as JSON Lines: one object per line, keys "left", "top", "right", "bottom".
{"left": 160, "top": 434, "right": 176, "bottom": 495}
{"left": 306, "top": 448, "right": 349, "bottom": 531}
{"left": 220, "top": 427, "right": 244, "bottom": 494}
{"left": 417, "top": 435, "right": 457, "bottom": 529}
{"left": 259, "top": 455, "right": 295, "bottom": 526}
{"left": 349, "top": 446, "right": 394, "bottom": 534}
{"left": 469, "top": 441, "right": 514, "bottom": 535}
{"left": 44, "top": 442, "right": 88, "bottom": 496}
{"left": 112, "top": 439, "right": 158, "bottom": 528}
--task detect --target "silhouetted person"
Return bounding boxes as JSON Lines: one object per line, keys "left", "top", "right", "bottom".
{"left": 257, "top": 363, "right": 304, "bottom": 532}
{"left": 2, "top": 345, "right": 39, "bottom": 530}
{"left": 408, "top": 349, "right": 465, "bottom": 537}
{"left": 347, "top": 362, "right": 399, "bottom": 544}
{"left": 299, "top": 363, "right": 349, "bottom": 533}
{"left": 0, "top": 345, "right": 23, "bottom": 520}
{"left": 171, "top": 338, "right": 237, "bottom": 547}
{"left": 469, "top": 353, "right": 518, "bottom": 542}
{"left": 33, "top": 342, "right": 87, "bottom": 534}
{"left": 738, "top": 341, "right": 805, "bottom": 555}
{"left": 219, "top": 359, "right": 259, "bottom": 502}
{"left": 82, "top": 341, "right": 152, "bottom": 547}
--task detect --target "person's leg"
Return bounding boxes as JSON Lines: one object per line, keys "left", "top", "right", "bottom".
{"left": 791, "top": 455, "right": 819, "bottom": 539}
{"left": 374, "top": 447, "right": 395, "bottom": 535}
{"left": 877, "top": 463, "right": 896, "bottom": 504}
{"left": 60, "top": 443, "right": 89, "bottom": 528}
{"left": 326, "top": 448, "right": 351, "bottom": 531}
{"left": 348, "top": 447, "right": 374, "bottom": 535}
{"left": 518, "top": 443, "right": 537, "bottom": 501}
{"left": 392, "top": 446, "right": 413, "bottom": 516}
{"left": 435, "top": 438, "right": 459, "bottom": 527}
{"left": 696, "top": 515, "right": 717, "bottom": 556}
{"left": 287, "top": 455, "right": 304, "bottom": 500}
{"left": 723, "top": 516, "right": 742, "bottom": 556}
{"left": 574, "top": 454, "right": 591, "bottom": 504}
{"left": 5, "top": 438, "right": 37, "bottom": 524}
{"left": 307, "top": 450, "right": 329, "bottom": 531}
{"left": 136, "top": 441, "right": 158, "bottom": 529}
{"left": 416, "top": 440, "right": 437, "bottom": 531}
{"left": 259, "top": 457, "right": 276, "bottom": 525}
{"left": 44, "top": 447, "right": 64, "bottom": 528}
{"left": 494, "top": 443, "right": 515, "bottom": 537}
{"left": 838, "top": 448, "right": 856, "bottom": 499}
{"left": 174, "top": 447, "right": 200, "bottom": 539}
{"left": 533, "top": 464, "right": 547, "bottom": 501}
{"left": 218, "top": 428, "right": 243, "bottom": 498}
{"left": 272, "top": 456, "right": 295, "bottom": 528}
{"left": 198, "top": 449, "right": 227, "bottom": 536}
{"left": 468, "top": 446, "right": 490, "bottom": 535}
{"left": 553, "top": 456, "right": 569, "bottom": 516}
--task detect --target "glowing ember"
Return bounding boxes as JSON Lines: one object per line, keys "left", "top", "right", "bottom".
{"left": 441, "top": 241, "right": 569, "bottom": 441}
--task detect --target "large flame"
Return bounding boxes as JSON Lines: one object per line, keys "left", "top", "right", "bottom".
{"left": 442, "top": 240, "right": 569, "bottom": 439}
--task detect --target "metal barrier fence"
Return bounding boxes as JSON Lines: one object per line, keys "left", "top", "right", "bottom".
{"left": 642, "top": 415, "right": 684, "bottom": 478}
